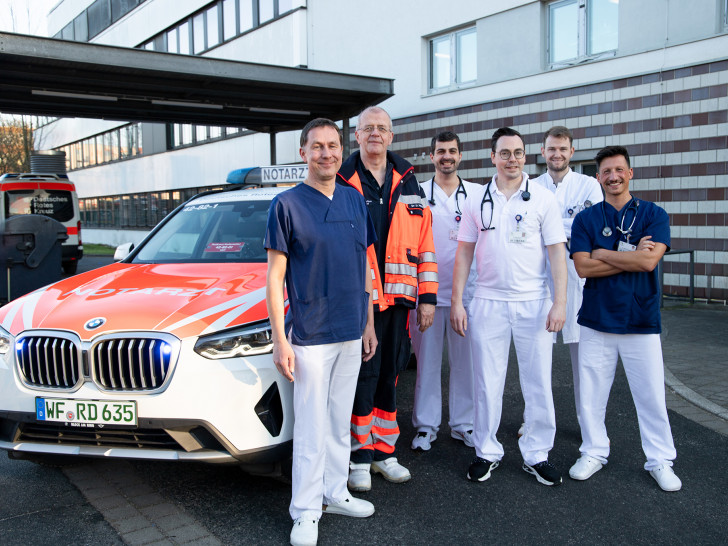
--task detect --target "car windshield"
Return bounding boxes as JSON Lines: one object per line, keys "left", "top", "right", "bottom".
{"left": 133, "top": 196, "right": 271, "bottom": 263}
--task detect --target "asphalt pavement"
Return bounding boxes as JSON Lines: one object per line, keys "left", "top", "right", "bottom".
{"left": 0, "top": 255, "right": 725, "bottom": 545}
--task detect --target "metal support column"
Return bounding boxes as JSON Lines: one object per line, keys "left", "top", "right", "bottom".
{"left": 270, "top": 131, "right": 277, "bottom": 165}
{"left": 342, "top": 117, "right": 351, "bottom": 158}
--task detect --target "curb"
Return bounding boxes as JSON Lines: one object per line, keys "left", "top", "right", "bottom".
{"left": 663, "top": 365, "right": 728, "bottom": 421}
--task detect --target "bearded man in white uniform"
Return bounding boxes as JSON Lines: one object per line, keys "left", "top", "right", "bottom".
{"left": 451, "top": 127, "right": 567, "bottom": 487}
{"left": 533, "top": 126, "right": 603, "bottom": 428}
{"left": 410, "top": 131, "right": 478, "bottom": 452}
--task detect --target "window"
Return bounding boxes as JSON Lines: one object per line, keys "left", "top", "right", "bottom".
{"left": 259, "top": 0, "right": 275, "bottom": 24}
{"left": 223, "top": 0, "right": 237, "bottom": 40}
{"left": 428, "top": 26, "right": 477, "bottom": 91}
{"left": 549, "top": 0, "right": 618, "bottom": 66}
{"left": 239, "top": 0, "right": 254, "bottom": 32}
{"left": 87, "top": 0, "right": 111, "bottom": 39}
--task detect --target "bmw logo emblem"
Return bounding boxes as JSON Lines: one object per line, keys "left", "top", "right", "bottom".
{"left": 85, "top": 317, "right": 106, "bottom": 330}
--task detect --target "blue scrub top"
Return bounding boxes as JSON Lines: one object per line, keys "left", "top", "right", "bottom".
{"left": 570, "top": 199, "right": 670, "bottom": 334}
{"left": 265, "top": 183, "right": 377, "bottom": 346}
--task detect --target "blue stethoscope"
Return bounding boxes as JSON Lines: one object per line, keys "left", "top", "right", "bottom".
{"left": 480, "top": 178, "right": 530, "bottom": 231}
{"left": 601, "top": 197, "right": 639, "bottom": 241}
{"left": 429, "top": 176, "right": 466, "bottom": 222}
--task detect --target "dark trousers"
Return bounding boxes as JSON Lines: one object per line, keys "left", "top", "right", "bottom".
{"left": 350, "top": 305, "right": 411, "bottom": 463}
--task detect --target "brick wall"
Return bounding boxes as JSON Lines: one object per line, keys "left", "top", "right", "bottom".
{"left": 377, "top": 60, "right": 728, "bottom": 301}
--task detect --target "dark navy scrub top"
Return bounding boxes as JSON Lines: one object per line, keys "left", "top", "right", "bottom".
{"left": 570, "top": 199, "right": 670, "bottom": 335}
{"left": 265, "top": 183, "right": 377, "bottom": 346}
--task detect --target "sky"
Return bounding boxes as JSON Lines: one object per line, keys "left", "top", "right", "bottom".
{"left": 0, "top": 0, "right": 58, "bottom": 36}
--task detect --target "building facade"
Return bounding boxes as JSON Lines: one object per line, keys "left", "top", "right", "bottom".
{"left": 39, "top": 0, "right": 728, "bottom": 301}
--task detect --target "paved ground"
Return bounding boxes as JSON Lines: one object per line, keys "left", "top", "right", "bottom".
{"left": 0, "top": 256, "right": 724, "bottom": 545}
{"left": 661, "top": 302, "right": 728, "bottom": 434}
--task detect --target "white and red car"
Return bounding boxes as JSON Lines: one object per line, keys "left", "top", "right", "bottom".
{"left": 0, "top": 185, "right": 293, "bottom": 473}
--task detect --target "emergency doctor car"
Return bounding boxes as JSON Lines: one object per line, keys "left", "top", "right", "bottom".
{"left": 0, "top": 169, "right": 304, "bottom": 473}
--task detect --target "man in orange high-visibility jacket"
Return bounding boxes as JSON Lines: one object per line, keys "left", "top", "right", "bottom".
{"left": 337, "top": 106, "right": 438, "bottom": 492}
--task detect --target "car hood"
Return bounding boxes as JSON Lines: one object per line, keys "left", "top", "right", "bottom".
{"left": 0, "top": 262, "right": 269, "bottom": 340}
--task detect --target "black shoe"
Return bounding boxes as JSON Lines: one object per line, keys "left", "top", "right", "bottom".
{"left": 523, "top": 460, "right": 563, "bottom": 486}
{"left": 467, "top": 457, "right": 499, "bottom": 482}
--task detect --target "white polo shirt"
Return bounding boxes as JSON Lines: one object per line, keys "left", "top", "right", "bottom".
{"left": 422, "top": 178, "right": 479, "bottom": 306}
{"left": 458, "top": 174, "right": 566, "bottom": 301}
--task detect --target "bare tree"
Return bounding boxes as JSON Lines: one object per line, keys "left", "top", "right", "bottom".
{"left": 0, "top": 114, "right": 53, "bottom": 174}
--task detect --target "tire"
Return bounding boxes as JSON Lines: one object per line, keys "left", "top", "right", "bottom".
{"left": 62, "top": 261, "right": 78, "bottom": 275}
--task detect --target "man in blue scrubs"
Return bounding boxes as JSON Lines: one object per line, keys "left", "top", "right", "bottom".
{"left": 266, "top": 118, "right": 379, "bottom": 546}
{"left": 569, "top": 145, "right": 681, "bottom": 492}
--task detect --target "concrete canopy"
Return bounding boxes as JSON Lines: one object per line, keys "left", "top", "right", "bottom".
{"left": 0, "top": 32, "right": 393, "bottom": 132}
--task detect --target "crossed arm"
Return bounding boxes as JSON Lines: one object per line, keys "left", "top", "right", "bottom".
{"left": 573, "top": 236, "right": 666, "bottom": 279}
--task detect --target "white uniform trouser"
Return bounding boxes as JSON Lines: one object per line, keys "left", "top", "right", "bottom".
{"left": 469, "top": 298, "right": 556, "bottom": 466}
{"left": 578, "top": 326, "right": 676, "bottom": 471}
{"left": 409, "top": 306, "right": 474, "bottom": 434}
{"left": 567, "top": 342, "right": 581, "bottom": 425}
{"left": 289, "top": 338, "right": 361, "bottom": 520}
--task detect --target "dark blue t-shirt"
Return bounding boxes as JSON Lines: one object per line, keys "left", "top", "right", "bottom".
{"left": 265, "top": 183, "right": 377, "bottom": 346}
{"left": 570, "top": 199, "right": 670, "bottom": 334}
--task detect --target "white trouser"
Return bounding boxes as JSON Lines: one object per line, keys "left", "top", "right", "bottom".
{"left": 568, "top": 342, "right": 581, "bottom": 426}
{"left": 409, "top": 306, "right": 474, "bottom": 434}
{"left": 578, "top": 326, "right": 677, "bottom": 471}
{"left": 289, "top": 338, "right": 361, "bottom": 520}
{"left": 469, "top": 298, "right": 556, "bottom": 466}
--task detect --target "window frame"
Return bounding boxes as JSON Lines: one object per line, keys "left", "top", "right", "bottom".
{"left": 547, "top": 0, "right": 618, "bottom": 69}
{"left": 427, "top": 25, "right": 478, "bottom": 93}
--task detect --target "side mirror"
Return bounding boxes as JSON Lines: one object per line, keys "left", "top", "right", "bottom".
{"left": 113, "top": 242, "right": 135, "bottom": 261}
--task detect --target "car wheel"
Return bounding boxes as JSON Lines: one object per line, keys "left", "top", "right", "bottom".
{"left": 62, "top": 261, "right": 78, "bottom": 275}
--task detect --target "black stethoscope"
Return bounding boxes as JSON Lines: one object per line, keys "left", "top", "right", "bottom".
{"left": 429, "top": 176, "right": 467, "bottom": 222}
{"left": 480, "top": 178, "right": 530, "bottom": 231}
{"left": 601, "top": 197, "right": 639, "bottom": 241}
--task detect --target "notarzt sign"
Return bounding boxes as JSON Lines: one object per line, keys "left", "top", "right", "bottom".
{"left": 260, "top": 166, "right": 308, "bottom": 183}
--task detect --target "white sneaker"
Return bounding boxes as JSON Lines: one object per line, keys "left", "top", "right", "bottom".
{"left": 569, "top": 455, "right": 604, "bottom": 481}
{"left": 411, "top": 431, "right": 437, "bottom": 451}
{"left": 650, "top": 464, "right": 682, "bottom": 492}
{"left": 450, "top": 429, "right": 475, "bottom": 448}
{"left": 371, "top": 457, "right": 411, "bottom": 483}
{"left": 347, "top": 462, "right": 371, "bottom": 492}
{"left": 290, "top": 511, "right": 319, "bottom": 546}
{"left": 323, "top": 495, "right": 375, "bottom": 518}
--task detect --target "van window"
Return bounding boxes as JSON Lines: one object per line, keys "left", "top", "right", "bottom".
{"left": 5, "top": 189, "right": 75, "bottom": 223}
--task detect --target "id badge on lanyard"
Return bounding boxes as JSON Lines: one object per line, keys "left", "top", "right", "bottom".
{"left": 509, "top": 213, "right": 526, "bottom": 244}
{"left": 618, "top": 240, "right": 636, "bottom": 252}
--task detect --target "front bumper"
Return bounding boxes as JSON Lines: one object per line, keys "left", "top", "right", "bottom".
{"left": 0, "top": 338, "right": 294, "bottom": 464}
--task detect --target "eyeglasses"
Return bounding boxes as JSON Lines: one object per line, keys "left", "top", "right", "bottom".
{"left": 358, "top": 125, "right": 391, "bottom": 134}
{"left": 497, "top": 149, "right": 525, "bottom": 160}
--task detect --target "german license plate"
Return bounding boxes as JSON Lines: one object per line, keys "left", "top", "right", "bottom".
{"left": 36, "top": 397, "right": 137, "bottom": 426}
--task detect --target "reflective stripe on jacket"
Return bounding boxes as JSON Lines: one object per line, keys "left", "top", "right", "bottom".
{"left": 337, "top": 151, "right": 438, "bottom": 311}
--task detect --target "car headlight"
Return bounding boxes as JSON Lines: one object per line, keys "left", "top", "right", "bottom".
{"left": 0, "top": 325, "right": 13, "bottom": 355}
{"left": 194, "top": 321, "right": 273, "bottom": 359}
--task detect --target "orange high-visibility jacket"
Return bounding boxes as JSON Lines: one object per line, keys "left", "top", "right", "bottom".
{"left": 337, "top": 151, "right": 438, "bottom": 312}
